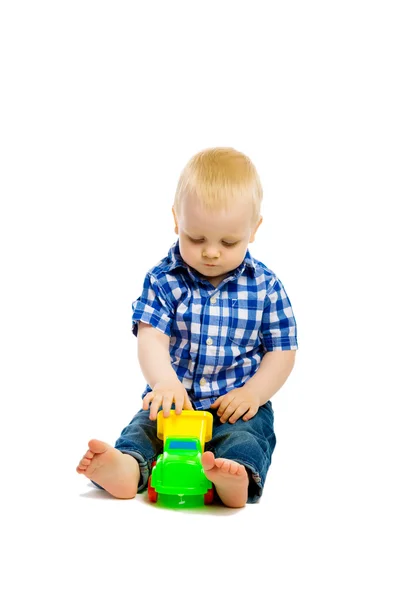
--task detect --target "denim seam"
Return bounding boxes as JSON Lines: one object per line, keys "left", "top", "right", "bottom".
{"left": 234, "top": 459, "right": 262, "bottom": 484}
{"left": 231, "top": 458, "right": 265, "bottom": 504}
{"left": 119, "top": 450, "right": 152, "bottom": 493}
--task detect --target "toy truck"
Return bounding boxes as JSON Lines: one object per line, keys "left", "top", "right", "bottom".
{"left": 148, "top": 409, "right": 214, "bottom": 506}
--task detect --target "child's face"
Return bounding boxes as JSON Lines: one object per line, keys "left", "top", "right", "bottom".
{"left": 173, "top": 198, "right": 262, "bottom": 285}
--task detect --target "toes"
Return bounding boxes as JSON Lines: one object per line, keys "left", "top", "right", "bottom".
{"left": 202, "top": 451, "right": 216, "bottom": 471}
{"left": 215, "top": 458, "right": 246, "bottom": 476}
{"left": 232, "top": 463, "right": 246, "bottom": 476}
{"left": 88, "top": 439, "right": 110, "bottom": 454}
{"left": 229, "top": 462, "right": 239, "bottom": 475}
{"left": 77, "top": 454, "right": 92, "bottom": 471}
{"left": 220, "top": 461, "right": 231, "bottom": 474}
{"left": 206, "top": 456, "right": 247, "bottom": 477}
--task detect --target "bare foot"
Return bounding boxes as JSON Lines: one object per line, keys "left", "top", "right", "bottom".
{"left": 76, "top": 439, "right": 140, "bottom": 499}
{"left": 202, "top": 451, "right": 249, "bottom": 508}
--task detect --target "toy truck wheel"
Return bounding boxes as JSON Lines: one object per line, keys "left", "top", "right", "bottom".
{"left": 148, "top": 475, "right": 158, "bottom": 503}
{"left": 204, "top": 486, "right": 214, "bottom": 504}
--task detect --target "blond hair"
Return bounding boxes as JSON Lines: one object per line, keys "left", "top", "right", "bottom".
{"left": 174, "top": 147, "right": 263, "bottom": 224}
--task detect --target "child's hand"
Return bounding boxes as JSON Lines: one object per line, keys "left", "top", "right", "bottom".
{"left": 210, "top": 388, "right": 261, "bottom": 424}
{"left": 143, "top": 380, "right": 193, "bottom": 420}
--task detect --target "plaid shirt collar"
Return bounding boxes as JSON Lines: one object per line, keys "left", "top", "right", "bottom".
{"left": 165, "top": 239, "right": 257, "bottom": 280}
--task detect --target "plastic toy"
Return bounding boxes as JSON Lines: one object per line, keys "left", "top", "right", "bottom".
{"left": 148, "top": 409, "right": 214, "bottom": 507}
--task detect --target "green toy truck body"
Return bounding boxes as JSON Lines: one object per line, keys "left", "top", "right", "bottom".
{"left": 150, "top": 437, "right": 212, "bottom": 496}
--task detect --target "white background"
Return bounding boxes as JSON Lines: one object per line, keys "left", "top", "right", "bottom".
{"left": 1, "top": 1, "right": 399, "bottom": 598}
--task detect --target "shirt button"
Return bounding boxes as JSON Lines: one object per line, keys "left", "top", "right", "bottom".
{"left": 200, "top": 377, "right": 207, "bottom": 386}
{"left": 210, "top": 296, "right": 217, "bottom": 304}
{"left": 206, "top": 338, "right": 213, "bottom": 345}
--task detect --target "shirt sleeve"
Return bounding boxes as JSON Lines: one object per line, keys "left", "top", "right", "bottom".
{"left": 132, "top": 273, "right": 174, "bottom": 337}
{"left": 261, "top": 277, "right": 298, "bottom": 351}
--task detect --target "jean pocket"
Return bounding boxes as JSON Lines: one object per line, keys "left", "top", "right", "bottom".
{"left": 228, "top": 297, "right": 263, "bottom": 349}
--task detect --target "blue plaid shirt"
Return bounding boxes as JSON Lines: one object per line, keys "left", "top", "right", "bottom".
{"left": 132, "top": 240, "right": 298, "bottom": 410}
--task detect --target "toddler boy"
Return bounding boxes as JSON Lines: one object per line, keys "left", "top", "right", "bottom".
{"left": 76, "top": 147, "right": 298, "bottom": 507}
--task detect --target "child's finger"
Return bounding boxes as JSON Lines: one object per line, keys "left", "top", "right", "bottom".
{"left": 177, "top": 392, "right": 192, "bottom": 413}
{"left": 210, "top": 396, "right": 223, "bottom": 409}
{"left": 219, "top": 406, "right": 235, "bottom": 423}
{"left": 162, "top": 394, "right": 173, "bottom": 418}
{"left": 218, "top": 396, "right": 240, "bottom": 422}
{"left": 242, "top": 406, "right": 258, "bottom": 421}
{"left": 216, "top": 395, "right": 233, "bottom": 417}
{"left": 174, "top": 396, "right": 184, "bottom": 415}
{"left": 183, "top": 394, "right": 194, "bottom": 410}
{"left": 142, "top": 392, "right": 154, "bottom": 411}
{"left": 229, "top": 404, "right": 249, "bottom": 424}
{"left": 149, "top": 393, "right": 163, "bottom": 420}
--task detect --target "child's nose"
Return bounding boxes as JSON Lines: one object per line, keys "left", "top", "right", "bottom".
{"left": 202, "top": 247, "right": 220, "bottom": 259}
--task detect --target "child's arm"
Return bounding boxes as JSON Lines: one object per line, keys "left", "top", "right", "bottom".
{"left": 137, "top": 321, "right": 178, "bottom": 386}
{"left": 243, "top": 349, "right": 296, "bottom": 405}
{"left": 137, "top": 322, "right": 192, "bottom": 419}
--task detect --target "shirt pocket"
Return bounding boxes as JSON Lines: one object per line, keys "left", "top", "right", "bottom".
{"left": 228, "top": 297, "right": 264, "bottom": 349}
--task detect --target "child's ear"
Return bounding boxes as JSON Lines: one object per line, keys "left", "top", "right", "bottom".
{"left": 172, "top": 206, "right": 179, "bottom": 234}
{"left": 249, "top": 216, "right": 263, "bottom": 243}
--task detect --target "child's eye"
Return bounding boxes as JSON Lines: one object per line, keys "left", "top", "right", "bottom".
{"left": 187, "top": 236, "right": 238, "bottom": 247}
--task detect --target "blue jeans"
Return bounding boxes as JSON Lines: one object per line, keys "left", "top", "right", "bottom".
{"left": 110, "top": 401, "right": 276, "bottom": 504}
